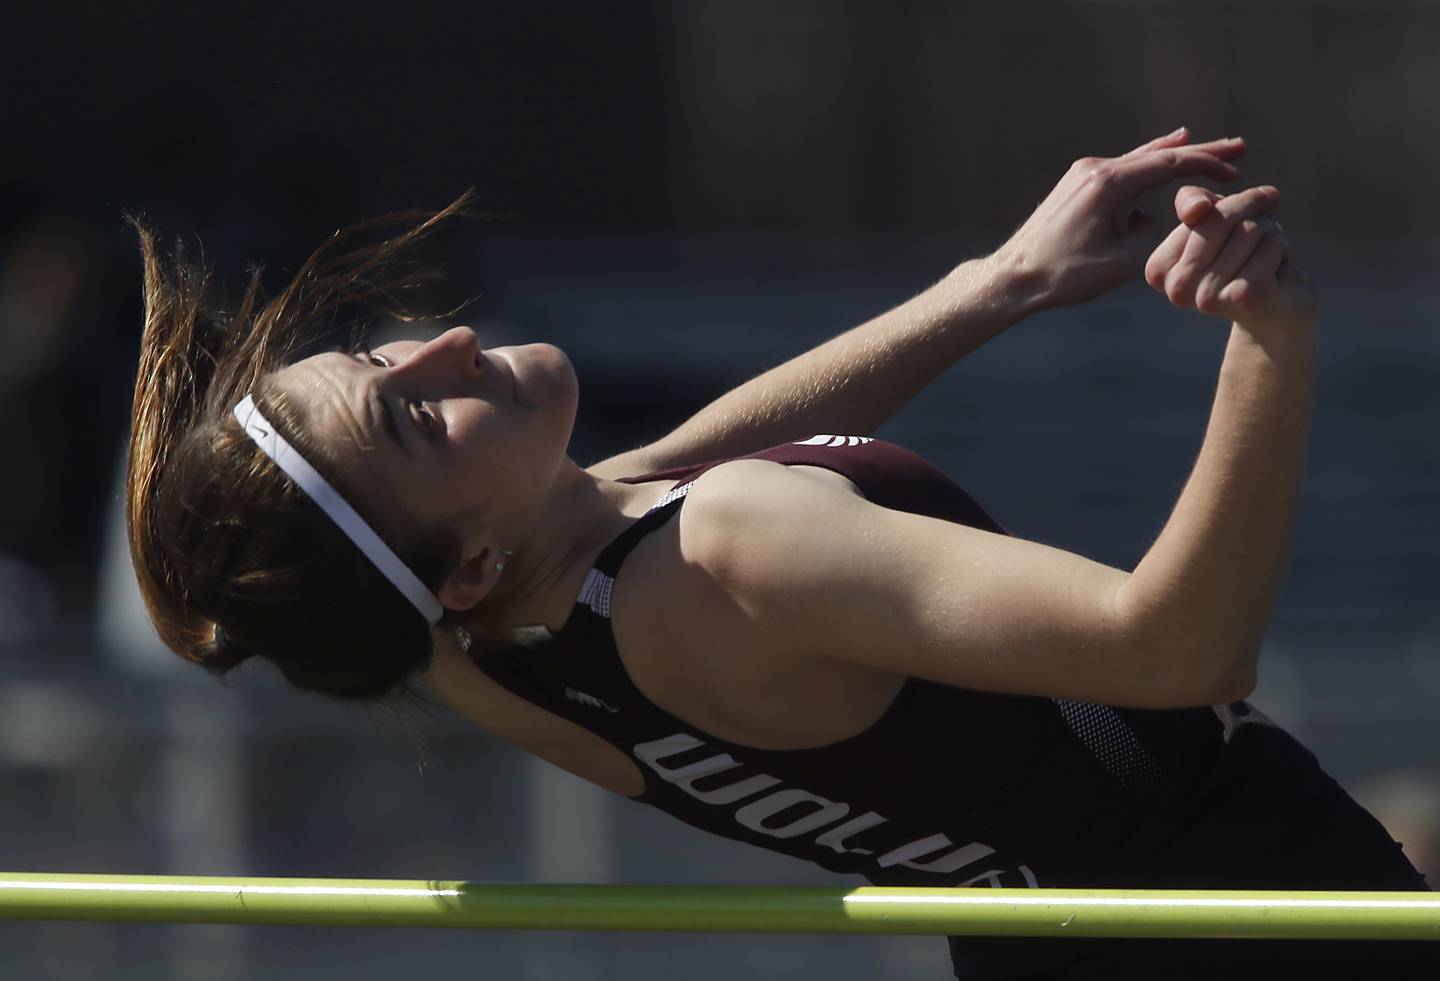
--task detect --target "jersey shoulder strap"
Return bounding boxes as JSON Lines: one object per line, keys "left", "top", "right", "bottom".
{"left": 586, "top": 478, "right": 697, "bottom": 584}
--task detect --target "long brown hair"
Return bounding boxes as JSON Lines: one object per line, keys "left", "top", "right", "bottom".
{"left": 127, "top": 194, "right": 474, "bottom": 702}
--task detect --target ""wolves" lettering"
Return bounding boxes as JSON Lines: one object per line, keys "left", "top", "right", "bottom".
{"left": 634, "top": 733, "right": 1038, "bottom": 888}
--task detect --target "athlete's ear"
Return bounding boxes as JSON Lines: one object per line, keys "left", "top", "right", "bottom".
{"left": 439, "top": 548, "right": 499, "bottom": 612}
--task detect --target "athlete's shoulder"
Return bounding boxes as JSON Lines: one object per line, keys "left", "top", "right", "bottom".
{"left": 617, "top": 454, "right": 864, "bottom": 660}
{"left": 676, "top": 454, "right": 861, "bottom": 548}
{"left": 685, "top": 454, "right": 811, "bottom": 498}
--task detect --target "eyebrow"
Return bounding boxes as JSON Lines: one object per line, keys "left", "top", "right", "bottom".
{"left": 354, "top": 355, "right": 412, "bottom": 459}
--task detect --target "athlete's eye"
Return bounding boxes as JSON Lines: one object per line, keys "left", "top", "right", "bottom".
{"left": 411, "top": 401, "right": 437, "bottom": 432}
{"left": 352, "top": 343, "right": 393, "bottom": 369}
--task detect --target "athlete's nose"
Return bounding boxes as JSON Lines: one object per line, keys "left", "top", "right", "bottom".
{"left": 402, "top": 326, "right": 486, "bottom": 383}
{"left": 433, "top": 325, "right": 484, "bottom": 370}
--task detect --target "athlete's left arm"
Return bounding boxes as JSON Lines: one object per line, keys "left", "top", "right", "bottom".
{"left": 587, "top": 258, "right": 1031, "bottom": 480}
{"left": 588, "top": 128, "right": 1246, "bottom": 479}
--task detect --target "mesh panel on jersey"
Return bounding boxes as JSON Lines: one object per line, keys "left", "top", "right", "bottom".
{"left": 1053, "top": 699, "right": 1164, "bottom": 792}
{"left": 653, "top": 480, "right": 695, "bottom": 509}
{"left": 578, "top": 569, "right": 615, "bottom": 617}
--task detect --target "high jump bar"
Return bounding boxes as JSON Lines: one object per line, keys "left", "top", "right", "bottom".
{"left": 2, "top": 874, "right": 1439, "bottom": 939}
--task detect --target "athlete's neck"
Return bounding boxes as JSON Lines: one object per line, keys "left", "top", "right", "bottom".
{"left": 476, "top": 458, "right": 676, "bottom": 637}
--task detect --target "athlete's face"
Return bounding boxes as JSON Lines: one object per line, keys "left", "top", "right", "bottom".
{"left": 269, "top": 326, "right": 579, "bottom": 552}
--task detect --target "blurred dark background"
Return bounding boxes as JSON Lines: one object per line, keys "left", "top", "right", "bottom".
{"left": 1, "top": 2, "right": 1437, "bottom": 978}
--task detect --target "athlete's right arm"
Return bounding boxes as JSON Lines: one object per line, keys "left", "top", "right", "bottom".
{"left": 681, "top": 462, "right": 1225, "bottom": 710}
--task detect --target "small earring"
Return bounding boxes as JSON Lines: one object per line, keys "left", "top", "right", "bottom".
{"left": 496, "top": 548, "right": 515, "bottom": 573}
{"left": 454, "top": 626, "right": 473, "bottom": 653}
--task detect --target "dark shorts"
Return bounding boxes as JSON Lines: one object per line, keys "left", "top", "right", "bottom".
{"left": 948, "top": 722, "right": 1437, "bottom": 979}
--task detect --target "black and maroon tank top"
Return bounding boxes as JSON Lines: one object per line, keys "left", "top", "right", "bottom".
{"left": 472, "top": 435, "right": 1271, "bottom": 891}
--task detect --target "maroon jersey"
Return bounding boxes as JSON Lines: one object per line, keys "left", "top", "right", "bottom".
{"left": 473, "top": 435, "right": 1431, "bottom": 977}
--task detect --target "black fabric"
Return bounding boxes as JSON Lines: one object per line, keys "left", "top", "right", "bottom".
{"left": 469, "top": 436, "right": 1431, "bottom": 979}
{"left": 947, "top": 720, "right": 1434, "bottom": 978}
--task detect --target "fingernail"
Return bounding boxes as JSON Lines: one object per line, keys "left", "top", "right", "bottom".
{"left": 1170, "top": 126, "right": 1186, "bottom": 137}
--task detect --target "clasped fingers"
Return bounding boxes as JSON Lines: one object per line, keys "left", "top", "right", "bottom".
{"left": 1147, "top": 184, "right": 1279, "bottom": 292}
{"left": 1155, "top": 215, "right": 1287, "bottom": 312}
{"left": 1146, "top": 209, "right": 1314, "bottom": 328}
{"left": 1191, "top": 217, "right": 1288, "bottom": 313}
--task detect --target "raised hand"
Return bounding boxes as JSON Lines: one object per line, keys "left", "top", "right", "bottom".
{"left": 991, "top": 128, "right": 1246, "bottom": 309}
{"left": 1145, "top": 185, "right": 1318, "bottom": 331}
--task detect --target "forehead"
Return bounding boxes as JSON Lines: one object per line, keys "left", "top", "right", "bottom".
{"left": 268, "top": 350, "right": 379, "bottom": 459}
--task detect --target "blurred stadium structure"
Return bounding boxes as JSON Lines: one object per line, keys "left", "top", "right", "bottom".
{"left": 1, "top": 2, "right": 1437, "bottom": 978}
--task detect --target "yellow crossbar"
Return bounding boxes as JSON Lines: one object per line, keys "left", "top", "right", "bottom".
{"left": 2, "top": 874, "right": 1439, "bottom": 939}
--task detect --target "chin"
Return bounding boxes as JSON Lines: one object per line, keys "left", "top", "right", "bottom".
{"left": 541, "top": 344, "right": 579, "bottom": 410}
{"left": 541, "top": 342, "right": 576, "bottom": 383}
{"left": 532, "top": 344, "right": 580, "bottom": 442}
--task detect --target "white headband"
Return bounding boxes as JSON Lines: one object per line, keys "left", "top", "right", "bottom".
{"left": 232, "top": 394, "right": 445, "bottom": 626}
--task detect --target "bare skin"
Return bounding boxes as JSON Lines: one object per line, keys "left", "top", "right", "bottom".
{"left": 284, "top": 130, "right": 1315, "bottom": 799}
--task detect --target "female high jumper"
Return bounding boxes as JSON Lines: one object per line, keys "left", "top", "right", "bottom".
{"left": 125, "top": 128, "right": 1435, "bottom": 978}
